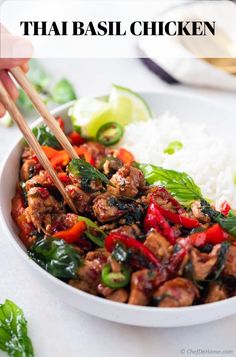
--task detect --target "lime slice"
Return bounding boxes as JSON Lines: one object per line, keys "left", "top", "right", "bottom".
{"left": 109, "top": 84, "right": 151, "bottom": 126}
{"left": 70, "top": 85, "right": 151, "bottom": 137}
{"left": 70, "top": 97, "right": 112, "bottom": 136}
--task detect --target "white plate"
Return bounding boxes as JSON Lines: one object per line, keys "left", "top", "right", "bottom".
{"left": 1, "top": 91, "right": 236, "bottom": 327}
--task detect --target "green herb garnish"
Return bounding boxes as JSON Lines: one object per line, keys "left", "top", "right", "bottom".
{"left": 213, "top": 241, "right": 230, "bottom": 280}
{"left": 68, "top": 158, "right": 111, "bottom": 191}
{"left": 51, "top": 79, "right": 77, "bottom": 104}
{"left": 138, "top": 163, "right": 203, "bottom": 206}
{"left": 32, "top": 125, "right": 61, "bottom": 149}
{"left": 201, "top": 200, "right": 236, "bottom": 237}
{"left": 163, "top": 140, "right": 183, "bottom": 155}
{"left": 78, "top": 216, "right": 105, "bottom": 247}
{"left": 29, "top": 237, "right": 81, "bottom": 279}
{"left": 0, "top": 299, "right": 34, "bottom": 357}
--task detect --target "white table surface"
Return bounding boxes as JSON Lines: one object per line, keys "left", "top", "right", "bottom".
{"left": 1, "top": 58, "right": 236, "bottom": 357}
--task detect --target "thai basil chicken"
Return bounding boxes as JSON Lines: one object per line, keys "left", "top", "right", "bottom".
{"left": 11, "top": 120, "right": 236, "bottom": 307}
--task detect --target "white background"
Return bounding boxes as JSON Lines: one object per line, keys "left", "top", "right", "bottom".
{"left": 1, "top": 57, "right": 236, "bottom": 356}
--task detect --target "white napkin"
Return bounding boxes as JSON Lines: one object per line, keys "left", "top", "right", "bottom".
{"left": 139, "top": 1, "right": 236, "bottom": 90}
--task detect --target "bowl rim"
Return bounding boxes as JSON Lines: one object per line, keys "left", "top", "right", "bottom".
{"left": 1, "top": 90, "right": 236, "bottom": 317}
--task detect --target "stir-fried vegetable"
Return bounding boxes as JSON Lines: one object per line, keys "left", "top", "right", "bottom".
{"left": 29, "top": 237, "right": 81, "bottom": 279}
{"left": 144, "top": 201, "right": 176, "bottom": 244}
{"left": 78, "top": 216, "right": 105, "bottom": 247}
{"left": 0, "top": 300, "right": 34, "bottom": 357}
{"left": 32, "top": 125, "right": 61, "bottom": 149}
{"left": 53, "top": 221, "right": 86, "bottom": 244}
{"left": 101, "top": 264, "right": 130, "bottom": 288}
{"left": 201, "top": 200, "right": 236, "bottom": 237}
{"left": 96, "top": 122, "right": 124, "bottom": 146}
{"left": 68, "top": 158, "right": 111, "bottom": 191}
{"left": 190, "top": 224, "right": 228, "bottom": 247}
{"left": 105, "top": 232, "right": 162, "bottom": 268}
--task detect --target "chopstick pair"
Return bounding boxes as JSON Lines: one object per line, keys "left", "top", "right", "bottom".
{"left": 0, "top": 66, "right": 78, "bottom": 213}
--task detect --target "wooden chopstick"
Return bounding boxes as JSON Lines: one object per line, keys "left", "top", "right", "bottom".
{"left": 10, "top": 66, "right": 78, "bottom": 159}
{"left": 0, "top": 79, "right": 77, "bottom": 213}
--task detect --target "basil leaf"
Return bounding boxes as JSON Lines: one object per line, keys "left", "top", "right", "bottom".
{"left": 201, "top": 200, "right": 236, "bottom": 237}
{"left": 68, "top": 158, "right": 111, "bottom": 191}
{"left": 78, "top": 216, "right": 105, "bottom": 247}
{"left": 138, "top": 163, "right": 202, "bottom": 206}
{"left": 213, "top": 241, "right": 230, "bottom": 280}
{"left": 51, "top": 79, "right": 76, "bottom": 104}
{"left": 28, "top": 59, "right": 51, "bottom": 92}
{"left": 29, "top": 237, "right": 81, "bottom": 279}
{"left": 17, "top": 89, "right": 34, "bottom": 111}
{"left": 32, "top": 124, "right": 61, "bottom": 149}
{"left": 0, "top": 299, "right": 34, "bottom": 357}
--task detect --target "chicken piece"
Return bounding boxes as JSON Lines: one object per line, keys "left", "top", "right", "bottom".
{"left": 66, "top": 185, "right": 92, "bottom": 213}
{"left": 97, "top": 284, "right": 128, "bottom": 303}
{"left": 43, "top": 213, "right": 79, "bottom": 234}
{"left": 144, "top": 230, "right": 170, "bottom": 260}
{"left": 223, "top": 244, "right": 236, "bottom": 277}
{"left": 70, "top": 249, "right": 108, "bottom": 295}
{"left": 25, "top": 170, "right": 52, "bottom": 192}
{"left": 153, "top": 277, "right": 199, "bottom": 307}
{"left": 191, "top": 201, "right": 210, "bottom": 223}
{"left": 190, "top": 245, "right": 220, "bottom": 281}
{"left": 128, "top": 269, "right": 167, "bottom": 306}
{"left": 80, "top": 141, "right": 109, "bottom": 168}
{"left": 108, "top": 164, "right": 145, "bottom": 198}
{"left": 107, "top": 289, "right": 129, "bottom": 303}
{"left": 205, "top": 282, "right": 228, "bottom": 304}
{"left": 111, "top": 224, "right": 141, "bottom": 239}
{"left": 20, "top": 159, "right": 39, "bottom": 181}
{"left": 102, "top": 157, "right": 122, "bottom": 176}
{"left": 26, "top": 187, "right": 63, "bottom": 230}
{"left": 21, "top": 146, "right": 36, "bottom": 162}
{"left": 97, "top": 283, "right": 114, "bottom": 297}
{"left": 92, "top": 193, "right": 126, "bottom": 223}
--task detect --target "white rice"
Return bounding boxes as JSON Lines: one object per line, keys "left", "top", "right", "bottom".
{"left": 121, "top": 113, "right": 236, "bottom": 207}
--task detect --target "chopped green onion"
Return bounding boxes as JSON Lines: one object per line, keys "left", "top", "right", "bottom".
{"left": 163, "top": 140, "right": 183, "bottom": 155}
{"left": 96, "top": 122, "right": 124, "bottom": 146}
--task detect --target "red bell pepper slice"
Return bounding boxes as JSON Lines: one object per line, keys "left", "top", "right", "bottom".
{"left": 220, "top": 200, "right": 231, "bottom": 216}
{"left": 116, "top": 148, "right": 135, "bottom": 165}
{"left": 57, "top": 172, "right": 71, "bottom": 185}
{"left": 42, "top": 146, "right": 70, "bottom": 168}
{"left": 105, "top": 232, "right": 162, "bottom": 268}
{"left": 190, "top": 223, "right": 228, "bottom": 247}
{"left": 68, "top": 131, "right": 85, "bottom": 146}
{"left": 74, "top": 146, "right": 95, "bottom": 166}
{"left": 152, "top": 187, "right": 184, "bottom": 213}
{"left": 157, "top": 205, "right": 200, "bottom": 229}
{"left": 144, "top": 202, "right": 176, "bottom": 245}
{"left": 57, "top": 117, "right": 65, "bottom": 132}
{"left": 53, "top": 221, "right": 86, "bottom": 244}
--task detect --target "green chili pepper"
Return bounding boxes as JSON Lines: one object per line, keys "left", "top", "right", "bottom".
{"left": 101, "top": 264, "right": 130, "bottom": 289}
{"left": 96, "top": 122, "right": 124, "bottom": 146}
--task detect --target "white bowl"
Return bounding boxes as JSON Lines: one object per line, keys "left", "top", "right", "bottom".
{"left": 1, "top": 91, "right": 236, "bottom": 327}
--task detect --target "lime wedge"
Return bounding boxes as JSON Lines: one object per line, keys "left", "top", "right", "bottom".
{"left": 70, "top": 97, "right": 112, "bottom": 136}
{"left": 69, "top": 85, "right": 151, "bottom": 137}
{"left": 109, "top": 84, "right": 151, "bottom": 126}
